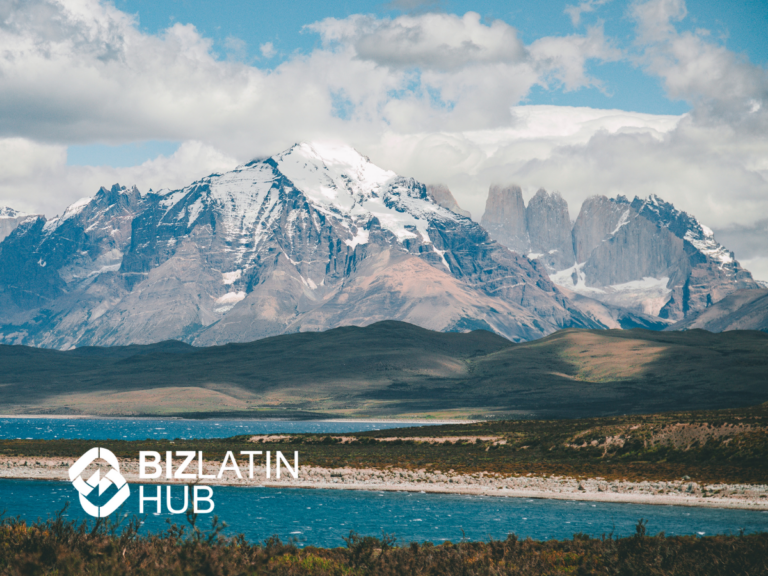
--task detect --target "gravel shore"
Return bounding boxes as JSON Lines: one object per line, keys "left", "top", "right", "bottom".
{"left": 2, "top": 456, "right": 766, "bottom": 511}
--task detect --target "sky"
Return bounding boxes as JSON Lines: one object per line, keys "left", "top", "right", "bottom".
{"left": 0, "top": 0, "right": 766, "bottom": 279}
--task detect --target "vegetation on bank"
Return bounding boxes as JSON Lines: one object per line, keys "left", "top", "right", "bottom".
{"left": 1, "top": 510, "right": 766, "bottom": 576}
{"left": 1, "top": 405, "right": 766, "bottom": 484}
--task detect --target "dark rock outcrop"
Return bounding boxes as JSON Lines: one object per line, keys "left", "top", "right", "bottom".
{"left": 480, "top": 185, "right": 576, "bottom": 271}
{"left": 572, "top": 195, "right": 630, "bottom": 263}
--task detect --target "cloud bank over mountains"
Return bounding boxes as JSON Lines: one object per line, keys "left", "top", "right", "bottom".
{"left": 0, "top": 0, "right": 766, "bottom": 277}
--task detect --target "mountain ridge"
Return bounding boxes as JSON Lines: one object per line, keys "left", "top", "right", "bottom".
{"left": 0, "top": 143, "right": 597, "bottom": 349}
{"left": 481, "top": 188, "right": 760, "bottom": 322}
{"left": 2, "top": 143, "right": 763, "bottom": 349}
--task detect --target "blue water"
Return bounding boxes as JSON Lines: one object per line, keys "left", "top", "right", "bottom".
{"left": 0, "top": 418, "right": 425, "bottom": 441}
{"left": 1, "top": 419, "right": 765, "bottom": 546}
{"left": 1, "top": 479, "right": 765, "bottom": 547}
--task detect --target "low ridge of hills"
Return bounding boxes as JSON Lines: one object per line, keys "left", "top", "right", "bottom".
{"left": 1, "top": 321, "right": 766, "bottom": 419}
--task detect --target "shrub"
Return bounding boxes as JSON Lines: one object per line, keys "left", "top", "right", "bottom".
{"left": 1, "top": 512, "right": 766, "bottom": 575}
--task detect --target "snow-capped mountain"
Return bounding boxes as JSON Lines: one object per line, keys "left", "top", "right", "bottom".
{"left": 481, "top": 188, "right": 759, "bottom": 321}
{"left": 0, "top": 143, "right": 597, "bottom": 349}
{"left": 0, "top": 207, "right": 37, "bottom": 243}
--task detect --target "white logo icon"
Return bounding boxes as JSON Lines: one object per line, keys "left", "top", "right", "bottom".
{"left": 68, "top": 447, "right": 131, "bottom": 518}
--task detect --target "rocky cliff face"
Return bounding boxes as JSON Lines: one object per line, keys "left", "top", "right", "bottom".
{"left": 571, "top": 195, "right": 630, "bottom": 263}
{"left": 426, "top": 184, "right": 471, "bottom": 218}
{"left": 0, "top": 143, "right": 598, "bottom": 349}
{"left": 480, "top": 186, "right": 575, "bottom": 270}
{"left": 481, "top": 186, "right": 759, "bottom": 322}
{"left": 526, "top": 189, "right": 575, "bottom": 271}
{"left": 480, "top": 184, "right": 529, "bottom": 254}
{"left": 552, "top": 195, "right": 759, "bottom": 320}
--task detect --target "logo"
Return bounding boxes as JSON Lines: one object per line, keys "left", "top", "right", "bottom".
{"left": 69, "top": 447, "right": 130, "bottom": 518}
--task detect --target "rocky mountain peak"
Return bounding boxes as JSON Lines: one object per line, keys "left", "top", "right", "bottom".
{"left": 478, "top": 181, "right": 759, "bottom": 322}
{"left": 525, "top": 189, "right": 575, "bottom": 270}
{"left": 0, "top": 207, "right": 32, "bottom": 243}
{"left": 480, "top": 185, "right": 576, "bottom": 271}
{"left": 426, "top": 184, "right": 471, "bottom": 217}
{"left": 0, "top": 207, "right": 24, "bottom": 218}
{"left": 95, "top": 183, "right": 142, "bottom": 206}
{"left": 0, "top": 143, "right": 596, "bottom": 349}
{"left": 572, "top": 195, "right": 631, "bottom": 263}
{"left": 480, "top": 184, "right": 528, "bottom": 253}
{"left": 632, "top": 194, "right": 736, "bottom": 266}
{"left": 0, "top": 206, "right": 45, "bottom": 242}
{"left": 552, "top": 193, "right": 758, "bottom": 320}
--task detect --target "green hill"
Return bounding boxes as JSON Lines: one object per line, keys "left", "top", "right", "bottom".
{"left": 1, "top": 321, "right": 766, "bottom": 419}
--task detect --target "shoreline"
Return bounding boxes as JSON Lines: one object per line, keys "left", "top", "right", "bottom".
{"left": 2, "top": 457, "right": 766, "bottom": 512}
{"left": 0, "top": 414, "right": 470, "bottom": 424}
{"left": 314, "top": 419, "right": 475, "bottom": 425}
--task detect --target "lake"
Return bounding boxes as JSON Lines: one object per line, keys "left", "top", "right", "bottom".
{"left": 1, "top": 417, "right": 765, "bottom": 546}
{"left": 0, "top": 417, "right": 425, "bottom": 441}
{"left": 1, "top": 479, "right": 765, "bottom": 548}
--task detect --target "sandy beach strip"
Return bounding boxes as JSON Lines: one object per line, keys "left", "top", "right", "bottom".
{"left": 2, "top": 456, "right": 766, "bottom": 511}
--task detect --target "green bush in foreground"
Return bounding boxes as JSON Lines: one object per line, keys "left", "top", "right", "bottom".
{"left": 0, "top": 510, "right": 766, "bottom": 575}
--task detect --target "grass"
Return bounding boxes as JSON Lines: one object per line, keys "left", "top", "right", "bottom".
{"left": 0, "top": 511, "right": 765, "bottom": 575}
{"left": 1, "top": 322, "right": 767, "bottom": 419}
{"left": 2, "top": 404, "right": 767, "bottom": 484}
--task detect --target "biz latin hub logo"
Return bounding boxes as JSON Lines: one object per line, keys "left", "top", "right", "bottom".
{"left": 69, "top": 448, "right": 300, "bottom": 517}
{"left": 69, "top": 447, "right": 130, "bottom": 518}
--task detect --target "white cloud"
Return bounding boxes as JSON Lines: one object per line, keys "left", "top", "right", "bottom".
{"left": 0, "top": 0, "right": 766, "bottom": 280}
{"left": 259, "top": 41, "right": 276, "bottom": 58}
{"left": 564, "top": 0, "right": 613, "bottom": 27}
{"left": 713, "top": 220, "right": 768, "bottom": 281}
{"left": 308, "top": 12, "right": 527, "bottom": 71}
{"left": 224, "top": 36, "right": 247, "bottom": 61}
{"left": 529, "top": 25, "right": 621, "bottom": 91}
{"left": 0, "top": 139, "right": 237, "bottom": 216}
{"left": 304, "top": 12, "right": 618, "bottom": 131}
{"left": 0, "top": 3, "right": 619, "bottom": 147}
{"left": 631, "top": 0, "right": 768, "bottom": 128}
{"left": 738, "top": 257, "right": 768, "bottom": 283}
{"left": 631, "top": 0, "right": 687, "bottom": 43}
{"left": 364, "top": 105, "right": 683, "bottom": 218}
{"left": 0, "top": 0, "right": 337, "bottom": 152}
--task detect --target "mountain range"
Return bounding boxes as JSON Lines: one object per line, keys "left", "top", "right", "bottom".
{"left": 478, "top": 186, "right": 759, "bottom": 323}
{"left": 0, "top": 143, "right": 764, "bottom": 349}
{"left": 0, "top": 143, "right": 600, "bottom": 348}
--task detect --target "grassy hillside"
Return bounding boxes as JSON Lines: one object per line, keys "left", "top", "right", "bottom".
{"left": 1, "top": 322, "right": 767, "bottom": 418}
